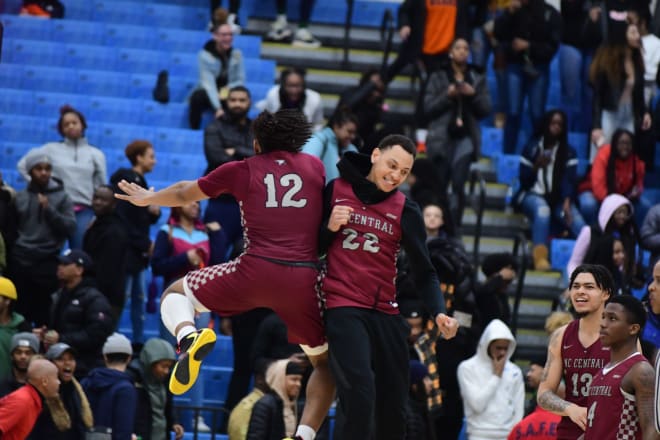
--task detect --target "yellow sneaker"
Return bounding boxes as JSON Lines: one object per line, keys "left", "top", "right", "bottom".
{"left": 169, "top": 328, "right": 216, "bottom": 395}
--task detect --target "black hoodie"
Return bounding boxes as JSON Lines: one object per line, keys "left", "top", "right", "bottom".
{"left": 319, "top": 152, "right": 445, "bottom": 317}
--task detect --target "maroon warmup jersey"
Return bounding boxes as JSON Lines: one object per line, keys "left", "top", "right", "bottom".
{"left": 198, "top": 151, "right": 325, "bottom": 262}
{"left": 558, "top": 320, "right": 610, "bottom": 439}
{"left": 585, "top": 352, "right": 648, "bottom": 440}
{"left": 322, "top": 178, "right": 406, "bottom": 313}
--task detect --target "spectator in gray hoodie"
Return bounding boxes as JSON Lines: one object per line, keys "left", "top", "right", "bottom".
{"left": 17, "top": 105, "right": 107, "bottom": 249}
{"left": 8, "top": 152, "right": 76, "bottom": 327}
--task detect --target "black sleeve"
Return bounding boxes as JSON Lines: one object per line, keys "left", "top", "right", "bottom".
{"left": 59, "top": 291, "right": 114, "bottom": 350}
{"left": 204, "top": 122, "right": 232, "bottom": 171}
{"left": 247, "top": 397, "right": 276, "bottom": 440}
{"left": 338, "top": 82, "right": 377, "bottom": 111}
{"left": 400, "top": 199, "right": 446, "bottom": 317}
{"left": 318, "top": 180, "right": 338, "bottom": 255}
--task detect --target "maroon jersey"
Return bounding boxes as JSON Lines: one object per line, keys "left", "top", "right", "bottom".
{"left": 198, "top": 151, "right": 325, "bottom": 262}
{"left": 322, "top": 178, "right": 406, "bottom": 313}
{"left": 558, "top": 320, "right": 610, "bottom": 440}
{"left": 585, "top": 353, "right": 648, "bottom": 440}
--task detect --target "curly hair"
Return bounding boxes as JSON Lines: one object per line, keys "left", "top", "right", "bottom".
{"left": 57, "top": 105, "right": 87, "bottom": 137}
{"left": 252, "top": 109, "right": 312, "bottom": 153}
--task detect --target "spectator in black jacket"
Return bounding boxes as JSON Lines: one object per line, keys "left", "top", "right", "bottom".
{"left": 128, "top": 338, "right": 183, "bottom": 440}
{"left": 404, "top": 360, "right": 432, "bottom": 440}
{"left": 494, "top": 0, "right": 562, "bottom": 153}
{"left": 110, "top": 140, "right": 160, "bottom": 344}
{"left": 247, "top": 359, "right": 304, "bottom": 440}
{"left": 203, "top": 85, "right": 254, "bottom": 175}
{"left": 474, "top": 253, "right": 518, "bottom": 332}
{"left": 37, "top": 249, "right": 114, "bottom": 378}
{"left": 83, "top": 185, "right": 129, "bottom": 322}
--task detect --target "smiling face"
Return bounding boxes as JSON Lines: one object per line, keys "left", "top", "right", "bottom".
{"left": 366, "top": 145, "right": 414, "bottom": 192}
{"left": 285, "top": 374, "right": 302, "bottom": 400}
{"left": 333, "top": 120, "right": 357, "bottom": 148}
{"left": 53, "top": 351, "right": 76, "bottom": 382}
{"left": 570, "top": 272, "right": 611, "bottom": 316}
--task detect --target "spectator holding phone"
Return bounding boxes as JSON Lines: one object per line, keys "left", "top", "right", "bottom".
{"left": 513, "top": 110, "right": 585, "bottom": 271}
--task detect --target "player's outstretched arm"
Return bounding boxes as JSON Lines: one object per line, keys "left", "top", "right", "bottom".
{"left": 537, "top": 326, "right": 587, "bottom": 428}
{"left": 114, "top": 179, "right": 207, "bottom": 207}
{"left": 628, "top": 361, "right": 660, "bottom": 440}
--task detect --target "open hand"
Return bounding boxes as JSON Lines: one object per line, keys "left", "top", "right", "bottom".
{"left": 115, "top": 180, "right": 155, "bottom": 207}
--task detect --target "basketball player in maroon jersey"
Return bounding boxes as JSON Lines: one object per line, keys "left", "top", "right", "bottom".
{"left": 321, "top": 134, "right": 459, "bottom": 440}
{"left": 116, "top": 110, "right": 332, "bottom": 440}
{"left": 584, "top": 295, "right": 657, "bottom": 440}
{"left": 537, "top": 264, "right": 613, "bottom": 439}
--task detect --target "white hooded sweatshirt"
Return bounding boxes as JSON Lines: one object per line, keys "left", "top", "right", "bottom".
{"left": 457, "top": 319, "right": 524, "bottom": 440}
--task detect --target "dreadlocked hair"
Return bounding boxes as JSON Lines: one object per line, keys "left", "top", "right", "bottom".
{"left": 253, "top": 109, "right": 312, "bottom": 153}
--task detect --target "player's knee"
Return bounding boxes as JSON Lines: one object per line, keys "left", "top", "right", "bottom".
{"left": 160, "top": 279, "right": 186, "bottom": 304}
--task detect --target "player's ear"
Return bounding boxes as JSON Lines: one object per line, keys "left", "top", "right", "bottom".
{"left": 629, "top": 323, "right": 641, "bottom": 336}
{"left": 253, "top": 139, "right": 262, "bottom": 155}
{"left": 370, "top": 147, "right": 381, "bottom": 165}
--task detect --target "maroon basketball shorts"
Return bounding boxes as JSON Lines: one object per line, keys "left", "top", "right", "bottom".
{"left": 183, "top": 253, "right": 326, "bottom": 349}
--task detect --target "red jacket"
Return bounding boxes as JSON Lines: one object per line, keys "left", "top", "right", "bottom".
{"left": 507, "top": 406, "right": 561, "bottom": 440}
{"left": 0, "top": 384, "right": 43, "bottom": 440}
{"left": 590, "top": 144, "right": 645, "bottom": 202}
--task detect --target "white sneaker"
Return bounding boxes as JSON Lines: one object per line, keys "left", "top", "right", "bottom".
{"left": 196, "top": 415, "right": 211, "bottom": 433}
{"left": 292, "top": 28, "right": 321, "bottom": 48}
{"left": 267, "top": 15, "right": 292, "bottom": 41}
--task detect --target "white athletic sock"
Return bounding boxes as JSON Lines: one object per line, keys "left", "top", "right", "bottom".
{"left": 176, "top": 325, "right": 198, "bottom": 344}
{"left": 295, "top": 425, "right": 315, "bottom": 440}
{"left": 160, "top": 294, "right": 195, "bottom": 342}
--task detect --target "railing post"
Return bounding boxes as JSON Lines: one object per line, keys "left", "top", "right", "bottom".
{"left": 342, "top": 0, "right": 355, "bottom": 69}
{"left": 511, "top": 232, "right": 529, "bottom": 337}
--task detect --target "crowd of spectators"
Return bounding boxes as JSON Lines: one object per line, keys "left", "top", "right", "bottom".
{"left": 6, "top": 1, "right": 660, "bottom": 439}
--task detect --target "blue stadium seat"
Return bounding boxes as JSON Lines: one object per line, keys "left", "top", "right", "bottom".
{"left": 201, "top": 366, "right": 232, "bottom": 405}
{"left": 52, "top": 19, "right": 106, "bottom": 45}
{"left": 78, "top": 70, "right": 131, "bottom": 99}
{"left": 577, "top": 158, "right": 589, "bottom": 179}
{"left": 0, "top": 14, "right": 53, "bottom": 40}
{"left": 148, "top": 155, "right": 171, "bottom": 181}
{"left": 165, "top": 152, "right": 206, "bottom": 180}
{"left": 496, "top": 154, "right": 520, "bottom": 187}
{"left": 205, "top": 335, "right": 233, "bottom": 368}
{"left": 34, "top": 92, "right": 91, "bottom": 121}
{"left": 67, "top": 43, "right": 120, "bottom": 70}
{"left": 92, "top": 0, "right": 146, "bottom": 25}
{"left": 644, "top": 188, "right": 660, "bottom": 206}
{"left": 0, "top": 115, "right": 54, "bottom": 144}
{"left": 481, "top": 126, "right": 503, "bottom": 158}
{"left": 87, "top": 96, "right": 145, "bottom": 125}
{"left": 0, "top": 142, "right": 33, "bottom": 169}
{"left": 170, "top": 52, "right": 199, "bottom": 78}
{"left": 551, "top": 238, "right": 576, "bottom": 280}
{"left": 158, "top": 28, "right": 208, "bottom": 53}
{"left": 23, "top": 65, "right": 81, "bottom": 94}
{"left": 168, "top": 75, "right": 197, "bottom": 102}
{"left": 233, "top": 35, "right": 262, "bottom": 58}
{"left": 144, "top": 3, "right": 207, "bottom": 30}
{"left": 568, "top": 131, "right": 588, "bottom": 160}
{"left": 105, "top": 24, "right": 160, "bottom": 50}
{"left": 155, "top": 128, "right": 203, "bottom": 157}
{"left": 0, "top": 169, "right": 27, "bottom": 190}
{"left": 87, "top": 122, "right": 148, "bottom": 152}
{"left": 63, "top": 2, "right": 93, "bottom": 20}
{"left": 244, "top": 58, "right": 277, "bottom": 84}
{"left": 0, "top": 64, "right": 25, "bottom": 89}
{"left": 6, "top": 39, "right": 66, "bottom": 67}
{"left": 117, "top": 48, "right": 171, "bottom": 75}
{"left": 142, "top": 102, "right": 188, "bottom": 128}
{"left": 0, "top": 89, "right": 35, "bottom": 116}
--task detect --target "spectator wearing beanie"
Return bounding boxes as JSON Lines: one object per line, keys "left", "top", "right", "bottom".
{"left": 405, "top": 360, "right": 432, "bottom": 440}
{"left": 82, "top": 333, "right": 137, "bottom": 440}
{"left": 475, "top": 253, "right": 518, "bottom": 332}
{"left": 0, "top": 332, "right": 39, "bottom": 397}
{"left": 247, "top": 359, "right": 304, "bottom": 440}
{"left": 0, "top": 276, "right": 32, "bottom": 381}
{"left": 8, "top": 152, "right": 76, "bottom": 327}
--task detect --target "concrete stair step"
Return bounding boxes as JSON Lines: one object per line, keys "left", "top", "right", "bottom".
{"left": 260, "top": 41, "right": 385, "bottom": 72}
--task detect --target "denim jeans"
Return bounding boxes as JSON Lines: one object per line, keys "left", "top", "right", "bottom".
{"left": 504, "top": 63, "right": 550, "bottom": 154}
{"left": 559, "top": 44, "right": 593, "bottom": 133}
{"left": 520, "top": 193, "right": 585, "bottom": 245}
{"left": 125, "top": 270, "right": 146, "bottom": 344}
{"left": 69, "top": 206, "right": 95, "bottom": 250}
{"left": 578, "top": 191, "right": 599, "bottom": 227}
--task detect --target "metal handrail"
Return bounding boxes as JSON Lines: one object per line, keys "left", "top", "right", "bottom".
{"left": 379, "top": 8, "right": 395, "bottom": 75}
{"left": 510, "top": 232, "right": 529, "bottom": 337}
{"left": 173, "top": 404, "right": 230, "bottom": 440}
{"left": 342, "top": 0, "right": 355, "bottom": 68}
{"left": 467, "top": 168, "right": 486, "bottom": 284}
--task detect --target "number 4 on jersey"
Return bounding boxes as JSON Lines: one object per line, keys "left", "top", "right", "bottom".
{"left": 263, "top": 173, "right": 307, "bottom": 208}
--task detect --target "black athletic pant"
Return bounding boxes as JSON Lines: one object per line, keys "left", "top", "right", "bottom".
{"left": 325, "top": 307, "right": 410, "bottom": 440}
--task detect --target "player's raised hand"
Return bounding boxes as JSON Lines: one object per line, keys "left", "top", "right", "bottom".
{"left": 115, "top": 180, "right": 154, "bottom": 207}
{"left": 435, "top": 313, "right": 459, "bottom": 339}
{"left": 328, "top": 205, "right": 354, "bottom": 232}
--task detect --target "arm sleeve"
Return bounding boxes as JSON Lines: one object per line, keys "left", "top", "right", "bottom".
{"left": 318, "top": 181, "right": 338, "bottom": 255}
{"left": 113, "top": 385, "right": 137, "bottom": 440}
{"left": 493, "top": 10, "right": 515, "bottom": 43}
{"left": 528, "top": 10, "right": 561, "bottom": 64}
{"left": 560, "top": 153, "right": 579, "bottom": 201}
{"left": 457, "top": 362, "right": 502, "bottom": 414}
{"left": 635, "top": 156, "right": 646, "bottom": 192}
{"left": 0, "top": 395, "right": 22, "bottom": 434}
{"left": 301, "top": 133, "right": 326, "bottom": 159}
{"left": 518, "top": 145, "right": 539, "bottom": 191}
{"left": 93, "top": 150, "right": 107, "bottom": 189}
{"left": 397, "top": 0, "right": 411, "bottom": 29}
{"left": 204, "top": 123, "right": 232, "bottom": 170}
{"left": 468, "top": 73, "right": 493, "bottom": 119}
{"left": 400, "top": 200, "right": 445, "bottom": 317}
{"left": 513, "top": 367, "right": 526, "bottom": 424}
{"left": 197, "top": 160, "right": 249, "bottom": 199}
{"left": 228, "top": 50, "right": 245, "bottom": 88}
{"left": 246, "top": 398, "right": 274, "bottom": 440}
{"left": 309, "top": 92, "right": 325, "bottom": 132}
{"left": 16, "top": 147, "right": 39, "bottom": 182}
{"left": 423, "top": 72, "right": 452, "bottom": 120}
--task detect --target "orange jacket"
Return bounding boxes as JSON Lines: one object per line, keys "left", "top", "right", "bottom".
{"left": 590, "top": 144, "right": 645, "bottom": 202}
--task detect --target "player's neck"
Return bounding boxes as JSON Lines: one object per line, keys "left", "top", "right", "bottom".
{"left": 608, "top": 342, "right": 638, "bottom": 364}
{"left": 580, "top": 308, "right": 603, "bottom": 332}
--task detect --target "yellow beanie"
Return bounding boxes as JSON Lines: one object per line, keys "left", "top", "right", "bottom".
{"left": 0, "top": 277, "right": 17, "bottom": 301}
